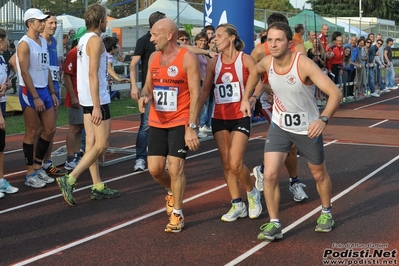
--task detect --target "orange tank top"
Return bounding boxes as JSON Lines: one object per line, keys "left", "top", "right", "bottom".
{"left": 148, "top": 48, "right": 190, "bottom": 128}
{"left": 262, "top": 41, "right": 297, "bottom": 84}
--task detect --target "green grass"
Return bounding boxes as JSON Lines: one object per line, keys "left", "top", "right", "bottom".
{"left": 5, "top": 97, "right": 139, "bottom": 136}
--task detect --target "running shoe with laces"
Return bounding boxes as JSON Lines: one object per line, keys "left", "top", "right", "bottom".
{"left": 165, "top": 212, "right": 185, "bottom": 233}
{"left": 221, "top": 202, "right": 247, "bottom": 222}
{"left": 315, "top": 213, "right": 335, "bottom": 232}
{"left": 289, "top": 182, "right": 308, "bottom": 202}
{"left": 253, "top": 166, "right": 264, "bottom": 192}
{"left": 56, "top": 175, "right": 76, "bottom": 206}
{"left": 45, "top": 164, "right": 69, "bottom": 176}
{"left": 36, "top": 168, "right": 55, "bottom": 184}
{"left": 25, "top": 173, "right": 46, "bottom": 188}
{"left": 0, "top": 179, "right": 19, "bottom": 194}
{"left": 165, "top": 194, "right": 174, "bottom": 216}
{"left": 257, "top": 222, "right": 283, "bottom": 241}
{"left": 133, "top": 158, "right": 146, "bottom": 171}
{"left": 64, "top": 159, "right": 79, "bottom": 171}
{"left": 90, "top": 185, "right": 121, "bottom": 200}
{"left": 247, "top": 189, "right": 262, "bottom": 219}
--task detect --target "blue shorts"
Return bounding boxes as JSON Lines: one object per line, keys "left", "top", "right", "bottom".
{"left": 19, "top": 85, "right": 54, "bottom": 111}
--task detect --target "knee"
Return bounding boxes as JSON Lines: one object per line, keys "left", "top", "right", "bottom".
{"left": 148, "top": 165, "right": 165, "bottom": 179}
{"left": 229, "top": 162, "right": 242, "bottom": 175}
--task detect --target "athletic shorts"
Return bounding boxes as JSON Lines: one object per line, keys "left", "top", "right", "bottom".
{"left": 82, "top": 104, "right": 111, "bottom": 120}
{"left": 19, "top": 85, "right": 54, "bottom": 111}
{"left": 212, "top": 117, "right": 251, "bottom": 137}
{"left": 264, "top": 122, "right": 325, "bottom": 165}
{"left": 147, "top": 125, "right": 188, "bottom": 159}
{"left": 68, "top": 106, "right": 84, "bottom": 125}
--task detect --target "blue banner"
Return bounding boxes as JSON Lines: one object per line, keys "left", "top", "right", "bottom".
{"left": 204, "top": 0, "right": 254, "bottom": 54}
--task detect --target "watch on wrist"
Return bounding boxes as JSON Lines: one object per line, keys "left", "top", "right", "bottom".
{"left": 319, "top": 116, "right": 329, "bottom": 125}
{"left": 251, "top": 95, "right": 260, "bottom": 100}
{"left": 188, "top": 123, "right": 197, "bottom": 129}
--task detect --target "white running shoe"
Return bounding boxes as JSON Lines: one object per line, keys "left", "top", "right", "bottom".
{"left": 64, "top": 159, "right": 79, "bottom": 170}
{"left": 0, "top": 192, "right": 4, "bottom": 198}
{"left": 253, "top": 166, "right": 264, "bottom": 192}
{"left": 36, "top": 168, "right": 55, "bottom": 184}
{"left": 247, "top": 188, "right": 262, "bottom": 219}
{"left": 25, "top": 174, "right": 46, "bottom": 188}
{"left": 199, "top": 126, "right": 212, "bottom": 133}
{"left": 134, "top": 158, "right": 146, "bottom": 171}
{"left": 289, "top": 182, "right": 308, "bottom": 202}
{"left": 0, "top": 179, "right": 19, "bottom": 194}
{"left": 370, "top": 92, "right": 380, "bottom": 97}
{"left": 221, "top": 202, "right": 248, "bottom": 222}
{"left": 197, "top": 131, "right": 207, "bottom": 138}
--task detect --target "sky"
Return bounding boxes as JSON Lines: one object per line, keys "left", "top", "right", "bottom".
{"left": 290, "top": 0, "right": 311, "bottom": 9}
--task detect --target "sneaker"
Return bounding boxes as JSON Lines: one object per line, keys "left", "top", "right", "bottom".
{"left": 221, "top": 202, "right": 247, "bottom": 222}
{"left": 0, "top": 192, "right": 4, "bottom": 198}
{"left": 199, "top": 125, "right": 212, "bottom": 133}
{"left": 90, "top": 185, "right": 121, "bottom": 200}
{"left": 36, "top": 168, "right": 55, "bottom": 184}
{"left": 56, "top": 175, "right": 76, "bottom": 206}
{"left": 390, "top": 85, "right": 398, "bottom": 90}
{"left": 198, "top": 131, "right": 207, "bottom": 138}
{"left": 370, "top": 92, "right": 380, "bottom": 97}
{"left": 165, "top": 194, "right": 174, "bottom": 216}
{"left": 315, "top": 213, "right": 335, "bottom": 232}
{"left": 247, "top": 189, "right": 262, "bottom": 219}
{"left": 253, "top": 166, "right": 264, "bottom": 192}
{"left": 25, "top": 173, "right": 46, "bottom": 188}
{"left": 165, "top": 213, "right": 185, "bottom": 233}
{"left": 0, "top": 179, "right": 19, "bottom": 194}
{"left": 64, "top": 159, "right": 79, "bottom": 171}
{"left": 45, "top": 164, "right": 69, "bottom": 176}
{"left": 289, "top": 182, "right": 308, "bottom": 202}
{"left": 133, "top": 158, "right": 146, "bottom": 171}
{"left": 257, "top": 222, "right": 283, "bottom": 241}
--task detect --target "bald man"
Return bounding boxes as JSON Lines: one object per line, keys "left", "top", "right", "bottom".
{"left": 138, "top": 18, "right": 201, "bottom": 233}
{"left": 304, "top": 31, "right": 316, "bottom": 52}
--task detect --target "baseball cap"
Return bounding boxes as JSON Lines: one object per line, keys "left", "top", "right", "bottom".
{"left": 71, "top": 26, "right": 87, "bottom": 41}
{"left": 23, "top": 8, "right": 50, "bottom": 23}
{"left": 386, "top": 38, "right": 394, "bottom": 43}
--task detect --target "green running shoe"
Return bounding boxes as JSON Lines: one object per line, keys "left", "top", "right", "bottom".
{"left": 257, "top": 222, "right": 283, "bottom": 241}
{"left": 315, "top": 213, "right": 335, "bottom": 232}
{"left": 56, "top": 175, "right": 76, "bottom": 206}
{"left": 90, "top": 185, "right": 121, "bottom": 200}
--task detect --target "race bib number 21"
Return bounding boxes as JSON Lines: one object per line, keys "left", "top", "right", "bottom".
{"left": 153, "top": 86, "right": 179, "bottom": 111}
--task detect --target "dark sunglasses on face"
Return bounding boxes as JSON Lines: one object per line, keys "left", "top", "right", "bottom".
{"left": 179, "top": 38, "right": 189, "bottom": 41}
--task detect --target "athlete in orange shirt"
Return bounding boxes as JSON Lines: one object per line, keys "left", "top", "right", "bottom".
{"left": 138, "top": 18, "right": 201, "bottom": 233}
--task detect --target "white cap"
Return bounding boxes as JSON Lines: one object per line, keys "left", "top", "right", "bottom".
{"left": 23, "top": 8, "right": 50, "bottom": 23}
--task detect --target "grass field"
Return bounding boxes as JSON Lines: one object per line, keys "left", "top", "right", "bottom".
{"left": 5, "top": 97, "right": 139, "bottom": 136}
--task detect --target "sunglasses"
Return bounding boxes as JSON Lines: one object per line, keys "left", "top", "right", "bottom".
{"left": 377, "top": 42, "right": 383, "bottom": 45}
{"left": 179, "top": 38, "right": 189, "bottom": 41}
{"left": 366, "top": 41, "right": 371, "bottom": 44}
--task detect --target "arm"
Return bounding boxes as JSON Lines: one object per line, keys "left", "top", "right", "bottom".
{"left": 384, "top": 48, "right": 390, "bottom": 67}
{"left": 107, "top": 61, "right": 128, "bottom": 82}
{"left": 181, "top": 44, "right": 216, "bottom": 58}
{"left": 86, "top": 35, "right": 103, "bottom": 125}
{"left": 300, "top": 56, "right": 342, "bottom": 138}
{"left": 48, "top": 69, "right": 58, "bottom": 108}
{"left": 64, "top": 73, "right": 79, "bottom": 108}
{"left": 240, "top": 56, "right": 270, "bottom": 117}
{"left": 137, "top": 53, "right": 156, "bottom": 113}
{"left": 183, "top": 50, "right": 201, "bottom": 151}
{"left": 199, "top": 58, "right": 216, "bottom": 108}
{"left": 129, "top": 55, "right": 141, "bottom": 101}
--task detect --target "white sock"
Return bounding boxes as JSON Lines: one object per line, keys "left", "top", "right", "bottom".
{"left": 172, "top": 208, "right": 183, "bottom": 217}
{"left": 270, "top": 219, "right": 281, "bottom": 227}
{"left": 247, "top": 187, "right": 257, "bottom": 196}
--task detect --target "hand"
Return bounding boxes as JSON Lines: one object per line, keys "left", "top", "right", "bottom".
{"left": 71, "top": 96, "right": 80, "bottom": 108}
{"left": 208, "top": 51, "right": 219, "bottom": 58}
{"left": 240, "top": 100, "right": 252, "bottom": 117}
{"left": 34, "top": 98, "right": 45, "bottom": 112}
{"left": 185, "top": 128, "right": 199, "bottom": 151}
{"left": 307, "top": 119, "right": 326, "bottom": 139}
{"left": 91, "top": 106, "right": 102, "bottom": 126}
{"left": 51, "top": 94, "right": 59, "bottom": 109}
{"left": 0, "top": 116, "right": 5, "bottom": 130}
{"left": 138, "top": 95, "right": 150, "bottom": 113}
{"left": 0, "top": 84, "right": 6, "bottom": 96}
{"left": 131, "top": 85, "right": 140, "bottom": 102}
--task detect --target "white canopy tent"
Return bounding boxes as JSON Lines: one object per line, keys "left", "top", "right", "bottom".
{"left": 336, "top": 21, "right": 368, "bottom": 37}
{"left": 57, "top": 15, "right": 86, "bottom": 34}
{"left": 108, "top": 0, "right": 204, "bottom": 28}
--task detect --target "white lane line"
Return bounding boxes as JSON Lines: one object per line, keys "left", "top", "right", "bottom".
{"left": 353, "top": 96, "right": 399, "bottom": 110}
{"left": 225, "top": 154, "right": 399, "bottom": 266}
{"left": 369, "top": 119, "right": 389, "bottom": 128}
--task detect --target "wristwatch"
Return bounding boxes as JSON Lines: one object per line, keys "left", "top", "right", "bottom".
{"left": 188, "top": 123, "right": 197, "bottom": 129}
{"left": 251, "top": 95, "right": 260, "bottom": 100}
{"left": 319, "top": 116, "right": 329, "bottom": 125}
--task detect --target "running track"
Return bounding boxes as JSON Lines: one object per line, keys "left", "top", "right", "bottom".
{"left": 1, "top": 91, "right": 398, "bottom": 265}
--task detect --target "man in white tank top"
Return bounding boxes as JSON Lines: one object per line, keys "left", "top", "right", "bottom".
{"left": 15, "top": 8, "right": 58, "bottom": 189}
{"left": 56, "top": 4, "right": 120, "bottom": 206}
{"left": 241, "top": 22, "right": 342, "bottom": 240}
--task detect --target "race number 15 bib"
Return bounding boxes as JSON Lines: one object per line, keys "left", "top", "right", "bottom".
{"left": 279, "top": 112, "right": 309, "bottom": 131}
{"left": 214, "top": 81, "right": 241, "bottom": 104}
{"left": 36, "top": 52, "right": 49, "bottom": 71}
{"left": 49, "top": 66, "right": 60, "bottom": 81}
{"left": 153, "top": 86, "right": 179, "bottom": 112}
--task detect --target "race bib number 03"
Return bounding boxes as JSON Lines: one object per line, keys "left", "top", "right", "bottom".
{"left": 214, "top": 81, "right": 241, "bottom": 104}
{"left": 153, "top": 86, "right": 179, "bottom": 112}
{"left": 279, "top": 112, "right": 309, "bottom": 131}
{"left": 49, "top": 66, "right": 60, "bottom": 81}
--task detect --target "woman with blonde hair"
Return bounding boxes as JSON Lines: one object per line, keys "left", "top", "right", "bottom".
{"left": 200, "top": 23, "right": 262, "bottom": 222}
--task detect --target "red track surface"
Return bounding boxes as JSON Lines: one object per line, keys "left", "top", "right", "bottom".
{"left": 1, "top": 91, "right": 398, "bottom": 266}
